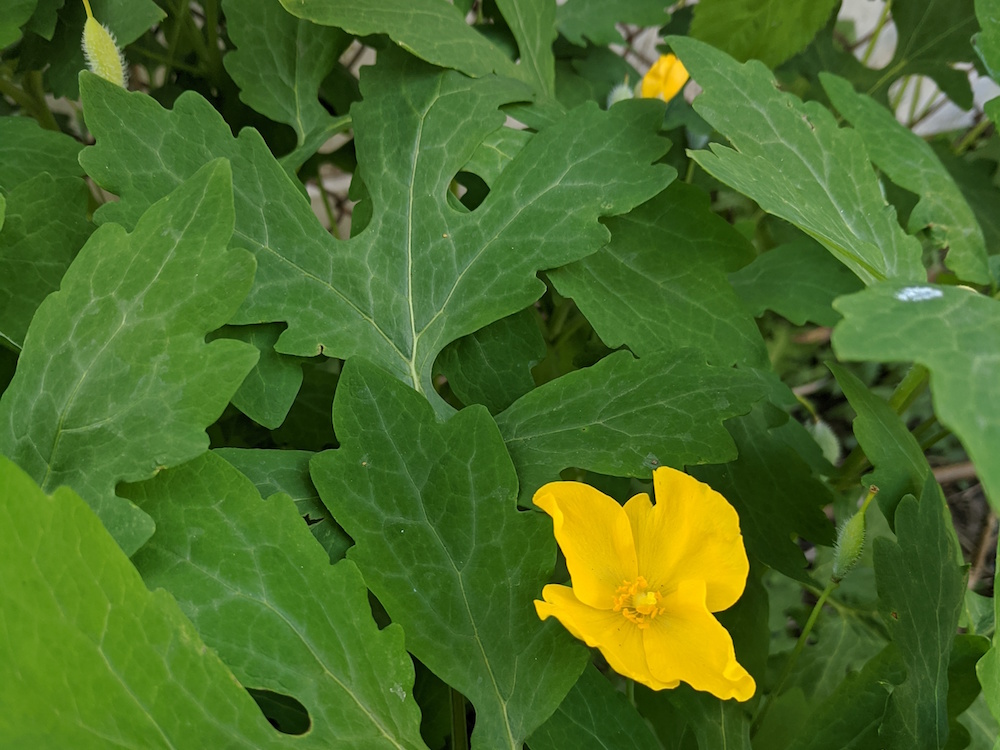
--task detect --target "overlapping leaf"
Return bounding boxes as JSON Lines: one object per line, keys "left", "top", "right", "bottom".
{"left": 671, "top": 36, "right": 925, "bottom": 286}
{"left": 0, "top": 116, "right": 82, "bottom": 193}
{"left": 822, "top": 73, "right": 990, "bottom": 284}
{"left": 833, "top": 284, "right": 1000, "bottom": 513}
{"left": 0, "top": 159, "right": 257, "bottom": 554}
{"left": 0, "top": 173, "right": 92, "bottom": 349}
{"left": 0, "top": 0, "right": 37, "bottom": 47}
{"left": 874, "top": 482, "right": 966, "bottom": 749}
{"left": 495, "top": 349, "right": 765, "bottom": 502}
{"left": 0, "top": 455, "right": 286, "bottom": 748}
{"left": 690, "top": 0, "right": 838, "bottom": 68}
{"left": 223, "top": 0, "right": 346, "bottom": 146}
{"left": 311, "top": 358, "right": 589, "bottom": 750}
{"left": 556, "top": 0, "right": 668, "bottom": 47}
{"left": 122, "top": 452, "right": 427, "bottom": 750}
{"left": 729, "top": 239, "right": 863, "bottom": 327}
{"left": 80, "top": 53, "right": 670, "bottom": 412}
{"left": 528, "top": 666, "right": 662, "bottom": 750}
{"left": 549, "top": 182, "right": 767, "bottom": 367}
{"left": 976, "top": 0, "right": 1000, "bottom": 125}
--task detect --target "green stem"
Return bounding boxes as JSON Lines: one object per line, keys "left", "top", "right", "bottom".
{"left": 131, "top": 45, "right": 201, "bottom": 75}
{"left": 906, "top": 77, "right": 923, "bottom": 127}
{"left": 955, "top": 117, "right": 993, "bottom": 155}
{"left": 683, "top": 157, "right": 697, "bottom": 184}
{"left": 317, "top": 179, "right": 341, "bottom": 239}
{"left": 750, "top": 580, "right": 837, "bottom": 736}
{"left": 0, "top": 76, "right": 36, "bottom": 112}
{"left": 450, "top": 688, "right": 469, "bottom": 750}
{"left": 887, "top": 364, "right": 928, "bottom": 413}
{"left": 21, "top": 72, "right": 60, "bottom": 132}
{"left": 625, "top": 678, "right": 636, "bottom": 708}
{"left": 861, "top": 1, "right": 892, "bottom": 66}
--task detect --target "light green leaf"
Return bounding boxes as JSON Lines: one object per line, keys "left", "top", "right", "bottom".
{"left": 279, "top": 0, "right": 530, "bottom": 91}
{"left": 690, "top": 0, "right": 838, "bottom": 68}
{"left": 832, "top": 284, "right": 1000, "bottom": 514}
{"left": 527, "top": 666, "right": 662, "bottom": 750}
{"left": 0, "top": 158, "right": 257, "bottom": 555}
{"left": 79, "top": 54, "right": 671, "bottom": 413}
{"left": 976, "top": 0, "right": 1000, "bottom": 125}
{"left": 0, "top": 173, "right": 92, "bottom": 349}
{"left": 0, "top": 454, "right": 288, "bottom": 748}
{"left": 729, "top": 239, "right": 864, "bottom": 327}
{"left": 494, "top": 0, "right": 557, "bottom": 97}
{"left": 222, "top": 0, "right": 345, "bottom": 146}
{"left": 550, "top": 182, "right": 767, "bottom": 367}
{"left": 959, "top": 694, "right": 1000, "bottom": 750}
{"left": 214, "top": 447, "right": 352, "bottom": 562}
{"left": 495, "top": 349, "right": 765, "bottom": 502}
{"left": 0, "top": 116, "right": 82, "bottom": 193}
{"left": 122, "top": 452, "right": 427, "bottom": 750}
{"left": 822, "top": 73, "right": 990, "bottom": 285}
{"left": 25, "top": 0, "right": 63, "bottom": 39}
{"left": 209, "top": 323, "right": 304, "bottom": 429}
{"left": 556, "top": 0, "right": 669, "bottom": 47}
{"left": 311, "top": 358, "right": 589, "bottom": 750}
{"left": 670, "top": 35, "right": 925, "bottom": 286}
{"left": 691, "top": 403, "right": 835, "bottom": 581}
{"left": 873, "top": 482, "right": 967, "bottom": 749}
{"left": 435, "top": 308, "right": 545, "bottom": 414}
{"left": 828, "top": 363, "right": 936, "bottom": 523}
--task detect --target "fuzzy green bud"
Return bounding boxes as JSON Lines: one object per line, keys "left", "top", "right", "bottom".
{"left": 831, "top": 510, "right": 866, "bottom": 583}
{"left": 606, "top": 82, "right": 635, "bottom": 108}
{"left": 81, "top": 0, "right": 127, "bottom": 88}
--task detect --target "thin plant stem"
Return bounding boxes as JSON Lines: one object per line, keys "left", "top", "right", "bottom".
{"left": 906, "top": 77, "right": 924, "bottom": 127}
{"left": 750, "top": 580, "right": 837, "bottom": 736}
{"left": 887, "top": 364, "right": 928, "bottom": 413}
{"left": 861, "top": 1, "right": 892, "bottom": 66}
{"left": 450, "top": 688, "right": 469, "bottom": 750}
{"left": 625, "top": 678, "right": 636, "bottom": 708}
{"left": 22, "top": 72, "right": 60, "bottom": 132}
{"left": 955, "top": 117, "right": 993, "bottom": 155}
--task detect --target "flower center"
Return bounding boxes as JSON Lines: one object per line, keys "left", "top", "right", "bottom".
{"left": 612, "top": 576, "right": 664, "bottom": 629}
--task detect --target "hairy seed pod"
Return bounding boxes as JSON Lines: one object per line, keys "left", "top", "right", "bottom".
{"left": 81, "top": 0, "right": 127, "bottom": 88}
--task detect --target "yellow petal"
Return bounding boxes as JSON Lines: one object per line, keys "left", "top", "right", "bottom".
{"left": 625, "top": 467, "right": 748, "bottom": 612}
{"left": 640, "top": 53, "right": 689, "bottom": 102}
{"left": 534, "top": 482, "right": 637, "bottom": 609}
{"left": 535, "top": 585, "right": 678, "bottom": 690}
{"left": 643, "top": 580, "right": 756, "bottom": 702}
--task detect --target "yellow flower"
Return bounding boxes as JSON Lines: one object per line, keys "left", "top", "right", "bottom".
{"left": 534, "top": 466, "right": 755, "bottom": 701}
{"left": 640, "top": 53, "right": 689, "bottom": 103}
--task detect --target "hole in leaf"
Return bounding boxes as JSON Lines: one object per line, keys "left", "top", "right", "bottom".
{"left": 247, "top": 688, "right": 311, "bottom": 735}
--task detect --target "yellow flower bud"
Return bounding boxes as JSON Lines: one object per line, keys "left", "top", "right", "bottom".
{"left": 81, "top": 0, "right": 128, "bottom": 89}
{"left": 640, "top": 53, "right": 689, "bottom": 103}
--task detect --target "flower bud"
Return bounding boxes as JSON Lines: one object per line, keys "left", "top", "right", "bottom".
{"left": 831, "top": 510, "right": 865, "bottom": 583}
{"left": 606, "top": 82, "right": 635, "bottom": 108}
{"left": 81, "top": 0, "right": 128, "bottom": 89}
{"left": 640, "top": 54, "right": 689, "bottom": 103}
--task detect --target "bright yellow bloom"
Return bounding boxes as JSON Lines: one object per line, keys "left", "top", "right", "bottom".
{"left": 534, "top": 466, "right": 755, "bottom": 701}
{"left": 640, "top": 53, "right": 689, "bottom": 103}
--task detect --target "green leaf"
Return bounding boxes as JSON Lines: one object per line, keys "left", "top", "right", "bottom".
{"left": 214, "top": 447, "right": 352, "bottom": 562}
{"left": 670, "top": 36, "right": 925, "bottom": 286}
{"left": 821, "top": 73, "right": 990, "bottom": 285}
{"left": 435, "top": 308, "right": 545, "bottom": 414}
{"left": 549, "top": 182, "right": 768, "bottom": 367}
{"left": 828, "top": 363, "right": 935, "bottom": 523}
{"left": 311, "top": 358, "right": 589, "bottom": 750}
{"left": 689, "top": 0, "right": 838, "bottom": 69}
{"left": 24, "top": 0, "right": 63, "bottom": 40}
{"left": 495, "top": 349, "right": 765, "bottom": 502}
{"left": 785, "top": 646, "right": 906, "bottom": 750}
{"left": 0, "top": 173, "right": 93, "bottom": 349}
{"left": 638, "top": 684, "right": 751, "bottom": 750}
{"left": 833, "top": 284, "right": 1000, "bottom": 514}
{"left": 527, "top": 666, "right": 662, "bottom": 750}
{"left": 494, "top": 0, "right": 557, "bottom": 97}
{"left": 222, "top": 0, "right": 345, "bottom": 146}
{"left": 209, "top": 323, "right": 304, "bottom": 429}
{"left": 0, "top": 0, "right": 37, "bottom": 47}
{"left": 729, "top": 238, "right": 864, "bottom": 327}
{"left": 0, "top": 455, "right": 288, "bottom": 748}
{"left": 122, "top": 452, "right": 427, "bottom": 750}
{"left": 976, "top": 0, "right": 1000, "bottom": 126}
{"left": 690, "top": 403, "right": 835, "bottom": 582}
{"left": 887, "top": 0, "right": 978, "bottom": 109}
{"left": 279, "top": 0, "right": 533, "bottom": 92}
{"left": 0, "top": 158, "right": 258, "bottom": 555}
{"left": 0, "top": 116, "right": 82, "bottom": 193}
{"left": 873, "top": 482, "right": 967, "bottom": 749}
{"left": 79, "top": 55, "right": 671, "bottom": 412}
{"left": 556, "top": 0, "right": 668, "bottom": 47}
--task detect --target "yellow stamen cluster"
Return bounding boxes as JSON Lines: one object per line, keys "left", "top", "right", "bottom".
{"left": 613, "top": 576, "right": 664, "bottom": 629}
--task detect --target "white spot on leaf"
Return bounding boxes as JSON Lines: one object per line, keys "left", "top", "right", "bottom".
{"left": 895, "top": 286, "right": 943, "bottom": 302}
